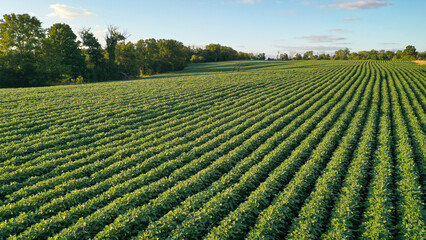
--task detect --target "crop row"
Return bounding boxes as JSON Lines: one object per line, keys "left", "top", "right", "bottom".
{"left": 0, "top": 82, "right": 240, "bottom": 156}
{"left": 1, "top": 65, "right": 336, "bottom": 204}
{"left": 2, "top": 65, "right": 351, "bottom": 238}
{"left": 138, "top": 63, "right": 364, "bottom": 240}
{"left": 321, "top": 63, "right": 381, "bottom": 240}
{"left": 286, "top": 62, "right": 378, "bottom": 240}
{"left": 242, "top": 62, "right": 371, "bottom": 240}
{"left": 385, "top": 65, "right": 425, "bottom": 239}
{"left": 0, "top": 81, "right": 282, "bottom": 197}
{"left": 0, "top": 83, "right": 254, "bottom": 169}
{"left": 0, "top": 77, "right": 312, "bottom": 235}
{"left": 15, "top": 64, "right": 360, "bottom": 238}
{"left": 1, "top": 61, "right": 424, "bottom": 239}
{"left": 105, "top": 63, "right": 367, "bottom": 239}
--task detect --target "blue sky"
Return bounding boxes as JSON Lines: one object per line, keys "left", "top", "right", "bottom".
{"left": 1, "top": 0, "right": 425, "bottom": 57}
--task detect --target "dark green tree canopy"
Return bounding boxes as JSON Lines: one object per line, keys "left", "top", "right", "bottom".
{"left": 42, "top": 23, "right": 85, "bottom": 80}
{"left": 131, "top": 38, "right": 188, "bottom": 75}
{"left": 105, "top": 25, "right": 127, "bottom": 64}
{"left": 303, "top": 51, "right": 314, "bottom": 60}
{"left": 0, "top": 13, "right": 45, "bottom": 86}
{"left": 45, "top": 23, "right": 80, "bottom": 57}
{"left": 79, "top": 28, "right": 104, "bottom": 68}
{"left": 115, "top": 42, "right": 138, "bottom": 77}
{"left": 189, "top": 44, "right": 254, "bottom": 63}
{"left": 0, "top": 13, "right": 44, "bottom": 56}
{"left": 1, "top": 12, "right": 425, "bottom": 88}
{"left": 332, "top": 48, "right": 350, "bottom": 60}
{"left": 402, "top": 45, "right": 417, "bottom": 60}
{"left": 279, "top": 53, "right": 289, "bottom": 61}
{"left": 294, "top": 53, "right": 302, "bottom": 60}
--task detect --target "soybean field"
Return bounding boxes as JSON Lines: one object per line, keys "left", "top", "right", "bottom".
{"left": 0, "top": 60, "right": 425, "bottom": 239}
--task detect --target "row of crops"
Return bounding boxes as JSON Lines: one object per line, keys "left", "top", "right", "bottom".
{"left": 0, "top": 60, "right": 424, "bottom": 239}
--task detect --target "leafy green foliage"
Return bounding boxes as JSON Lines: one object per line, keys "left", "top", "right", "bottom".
{"left": 41, "top": 23, "right": 85, "bottom": 83}
{"left": 0, "top": 14, "right": 257, "bottom": 87}
{"left": 0, "top": 13, "right": 45, "bottom": 87}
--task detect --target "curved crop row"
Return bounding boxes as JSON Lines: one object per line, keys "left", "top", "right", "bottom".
{"left": 63, "top": 64, "right": 364, "bottom": 240}
{"left": 322, "top": 63, "right": 381, "bottom": 240}
{"left": 5, "top": 66, "right": 344, "bottom": 239}
{"left": 386, "top": 66, "right": 425, "bottom": 239}
{"left": 0, "top": 83, "right": 257, "bottom": 182}
{"left": 1, "top": 66, "right": 335, "bottom": 204}
{"left": 359, "top": 64, "right": 394, "bottom": 239}
{"left": 0, "top": 61, "right": 424, "bottom": 239}
{"left": 0, "top": 83, "right": 240, "bottom": 161}
{"left": 286, "top": 62, "right": 377, "bottom": 240}
{"left": 0, "top": 79, "right": 286, "bottom": 201}
{"left": 243, "top": 62, "right": 370, "bottom": 240}
{"left": 165, "top": 63, "right": 366, "bottom": 240}
{"left": 387, "top": 66, "right": 426, "bottom": 198}
{"left": 0, "top": 76, "right": 311, "bottom": 237}
{"left": 138, "top": 64, "right": 361, "bottom": 240}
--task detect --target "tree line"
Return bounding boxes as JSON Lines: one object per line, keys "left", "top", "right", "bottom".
{"left": 189, "top": 44, "right": 265, "bottom": 63}
{"left": 278, "top": 46, "right": 426, "bottom": 61}
{"left": 0, "top": 13, "right": 263, "bottom": 88}
{"left": 1, "top": 13, "right": 424, "bottom": 88}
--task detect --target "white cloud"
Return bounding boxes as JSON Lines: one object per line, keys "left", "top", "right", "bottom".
{"left": 48, "top": 4, "right": 94, "bottom": 19}
{"left": 299, "top": 35, "right": 346, "bottom": 43}
{"left": 329, "top": 1, "right": 388, "bottom": 10}
{"left": 237, "top": 0, "right": 262, "bottom": 4}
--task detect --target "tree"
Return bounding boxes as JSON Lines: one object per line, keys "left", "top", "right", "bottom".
{"left": 205, "top": 43, "right": 221, "bottom": 62}
{"left": 369, "top": 49, "right": 378, "bottom": 60}
{"left": 79, "top": 28, "right": 106, "bottom": 81}
{"left": 385, "top": 51, "right": 395, "bottom": 60}
{"left": 105, "top": 25, "right": 127, "bottom": 64}
{"left": 158, "top": 39, "right": 188, "bottom": 71}
{"left": 318, "top": 53, "right": 330, "bottom": 60}
{"left": 188, "top": 44, "right": 249, "bottom": 62}
{"left": 303, "top": 51, "right": 314, "bottom": 60}
{"left": 135, "top": 38, "right": 159, "bottom": 75}
{"left": 279, "top": 53, "right": 289, "bottom": 61}
{"left": 356, "top": 51, "right": 367, "bottom": 60}
{"left": 419, "top": 51, "right": 426, "bottom": 60}
{"left": 0, "top": 13, "right": 45, "bottom": 86}
{"left": 402, "top": 45, "right": 417, "bottom": 60}
{"left": 256, "top": 53, "right": 266, "bottom": 60}
{"left": 237, "top": 51, "right": 250, "bottom": 60}
{"left": 0, "top": 14, "right": 44, "bottom": 56}
{"left": 134, "top": 38, "right": 189, "bottom": 75}
{"left": 41, "top": 23, "right": 85, "bottom": 83}
{"left": 294, "top": 53, "right": 302, "bottom": 60}
{"left": 393, "top": 50, "right": 403, "bottom": 61}
{"left": 80, "top": 28, "right": 104, "bottom": 68}
{"left": 115, "top": 42, "right": 139, "bottom": 78}
{"left": 190, "top": 55, "right": 204, "bottom": 63}
{"left": 333, "top": 48, "right": 350, "bottom": 60}
{"left": 378, "top": 50, "right": 387, "bottom": 60}
{"left": 349, "top": 52, "right": 360, "bottom": 60}
{"left": 219, "top": 46, "right": 238, "bottom": 61}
